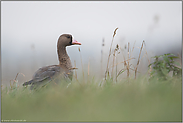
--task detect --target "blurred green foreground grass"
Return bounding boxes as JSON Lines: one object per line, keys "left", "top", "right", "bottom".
{"left": 1, "top": 76, "right": 182, "bottom": 122}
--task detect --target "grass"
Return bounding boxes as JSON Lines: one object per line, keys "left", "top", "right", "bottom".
{"left": 1, "top": 28, "right": 182, "bottom": 122}
{"left": 1, "top": 76, "right": 182, "bottom": 122}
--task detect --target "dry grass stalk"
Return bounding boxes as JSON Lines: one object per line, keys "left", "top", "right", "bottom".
{"left": 110, "top": 57, "right": 135, "bottom": 68}
{"left": 72, "top": 61, "right": 81, "bottom": 86}
{"left": 130, "top": 67, "right": 140, "bottom": 73}
{"left": 119, "top": 41, "right": 145, "bottom": 80}
{"left": 111, "top": 44, "right": 120, "bottom": 82}
{"left": 115, "top": 44, "right": 119, "bottom": 83}
{"left": 131, "top": 41, "right": 136, "bottom": 57}
{"left": 120, "top": 46, "right": 128, "bottom": 67}
{"left": 127, "top": 42, "right": 130, "bottom": 78}
{"left": 120, "top": 46, "right": 128, "bottom": 79}
{"left": 105, "top": 27, "right": 118, "bottom": 80}
{"left": 116, "top": 68, "right": 126, "bottom": 78}
{"left": 134, "top": 41, "right": 145, "bottom": 79}
{"left": 101, "top": 38, "right": 105, "bottom": 78}
{"left": 116, "top": 54, "right": 118, "bottom": 83}
{"left": 15, "top": 73, "right": 25, "bottom": 81}
{"left": 104, "top": 43, "right": 136, "bottom": 82}
{"left": 10, "top": 73, "right": 25, "bottom": 90}
{"left": 74, "top": 60, "right": 77, "bottom": 79}
{"left": 78, "top": 47, "right": 85, "bottom": 83}
{"left": 73, "top": 74, "right": 82, "bottom": 86}
{"left": 111, "top": 50, "right": 116, "bottom": 79}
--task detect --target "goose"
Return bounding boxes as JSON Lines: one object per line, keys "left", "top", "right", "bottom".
{"left": 22, "top": 34, "right": 81, "bottom": 90}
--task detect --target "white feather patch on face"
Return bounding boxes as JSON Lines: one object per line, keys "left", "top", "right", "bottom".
{"left": 72, "top": 36, "right": 74, "bottom": 43}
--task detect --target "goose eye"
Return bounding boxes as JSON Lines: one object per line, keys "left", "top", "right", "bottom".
{"left": 67, "top": 36, "right": 70, "bottom": 39}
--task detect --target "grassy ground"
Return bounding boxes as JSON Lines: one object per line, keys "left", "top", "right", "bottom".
{"left": 1, "top": 28, "right": 182, "bottom": 122}
{"left": 1, "top": 75, "right": 182, "bottom": 122}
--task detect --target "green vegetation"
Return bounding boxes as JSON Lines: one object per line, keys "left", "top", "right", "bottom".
{"left": 1, "top": 76, "right": 182, "bottom": 122}
{"left": 149, "top": 53, "right": 182, "bottom": 81}
{"left": 1, "top": 28, "right": 182, "bottom": 122}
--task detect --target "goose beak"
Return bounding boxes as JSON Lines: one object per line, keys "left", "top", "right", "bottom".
{"left": 72, "top": 39, "right": 81, "bottom": 45}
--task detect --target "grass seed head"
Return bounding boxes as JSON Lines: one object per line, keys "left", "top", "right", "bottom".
{"left": 113, "top": 27, "right": 118, "bottom": 37}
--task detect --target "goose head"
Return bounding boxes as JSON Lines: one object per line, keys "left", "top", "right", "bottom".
{"left": 57, "top": 34, "right": 81, "bottom": 48}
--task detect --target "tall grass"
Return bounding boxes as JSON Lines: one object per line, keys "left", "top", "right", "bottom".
{"left": 1, "top": 77, "right": 181, "bottom": 122}
{"left": 105, "top": 28, "right": 118, "bottom": 80}
{"left": 1, "top": 28, "right": 182, "bottom": 122}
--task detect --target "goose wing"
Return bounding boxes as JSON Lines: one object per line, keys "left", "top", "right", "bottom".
{"left": 23, "top": 65, "right": 69, "bottom": 86}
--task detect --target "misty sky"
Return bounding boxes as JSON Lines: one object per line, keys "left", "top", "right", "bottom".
{"left": 1, "top": 1, "right": 182, "bottom": 84}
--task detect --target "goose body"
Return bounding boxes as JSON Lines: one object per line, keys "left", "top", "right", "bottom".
{"left": 22, "top": 34, "right": 81, "bottom": 89}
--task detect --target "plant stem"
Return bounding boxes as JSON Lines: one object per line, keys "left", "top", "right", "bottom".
{"left": 105, "top": 28, "right": 118, "bottom": 80}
